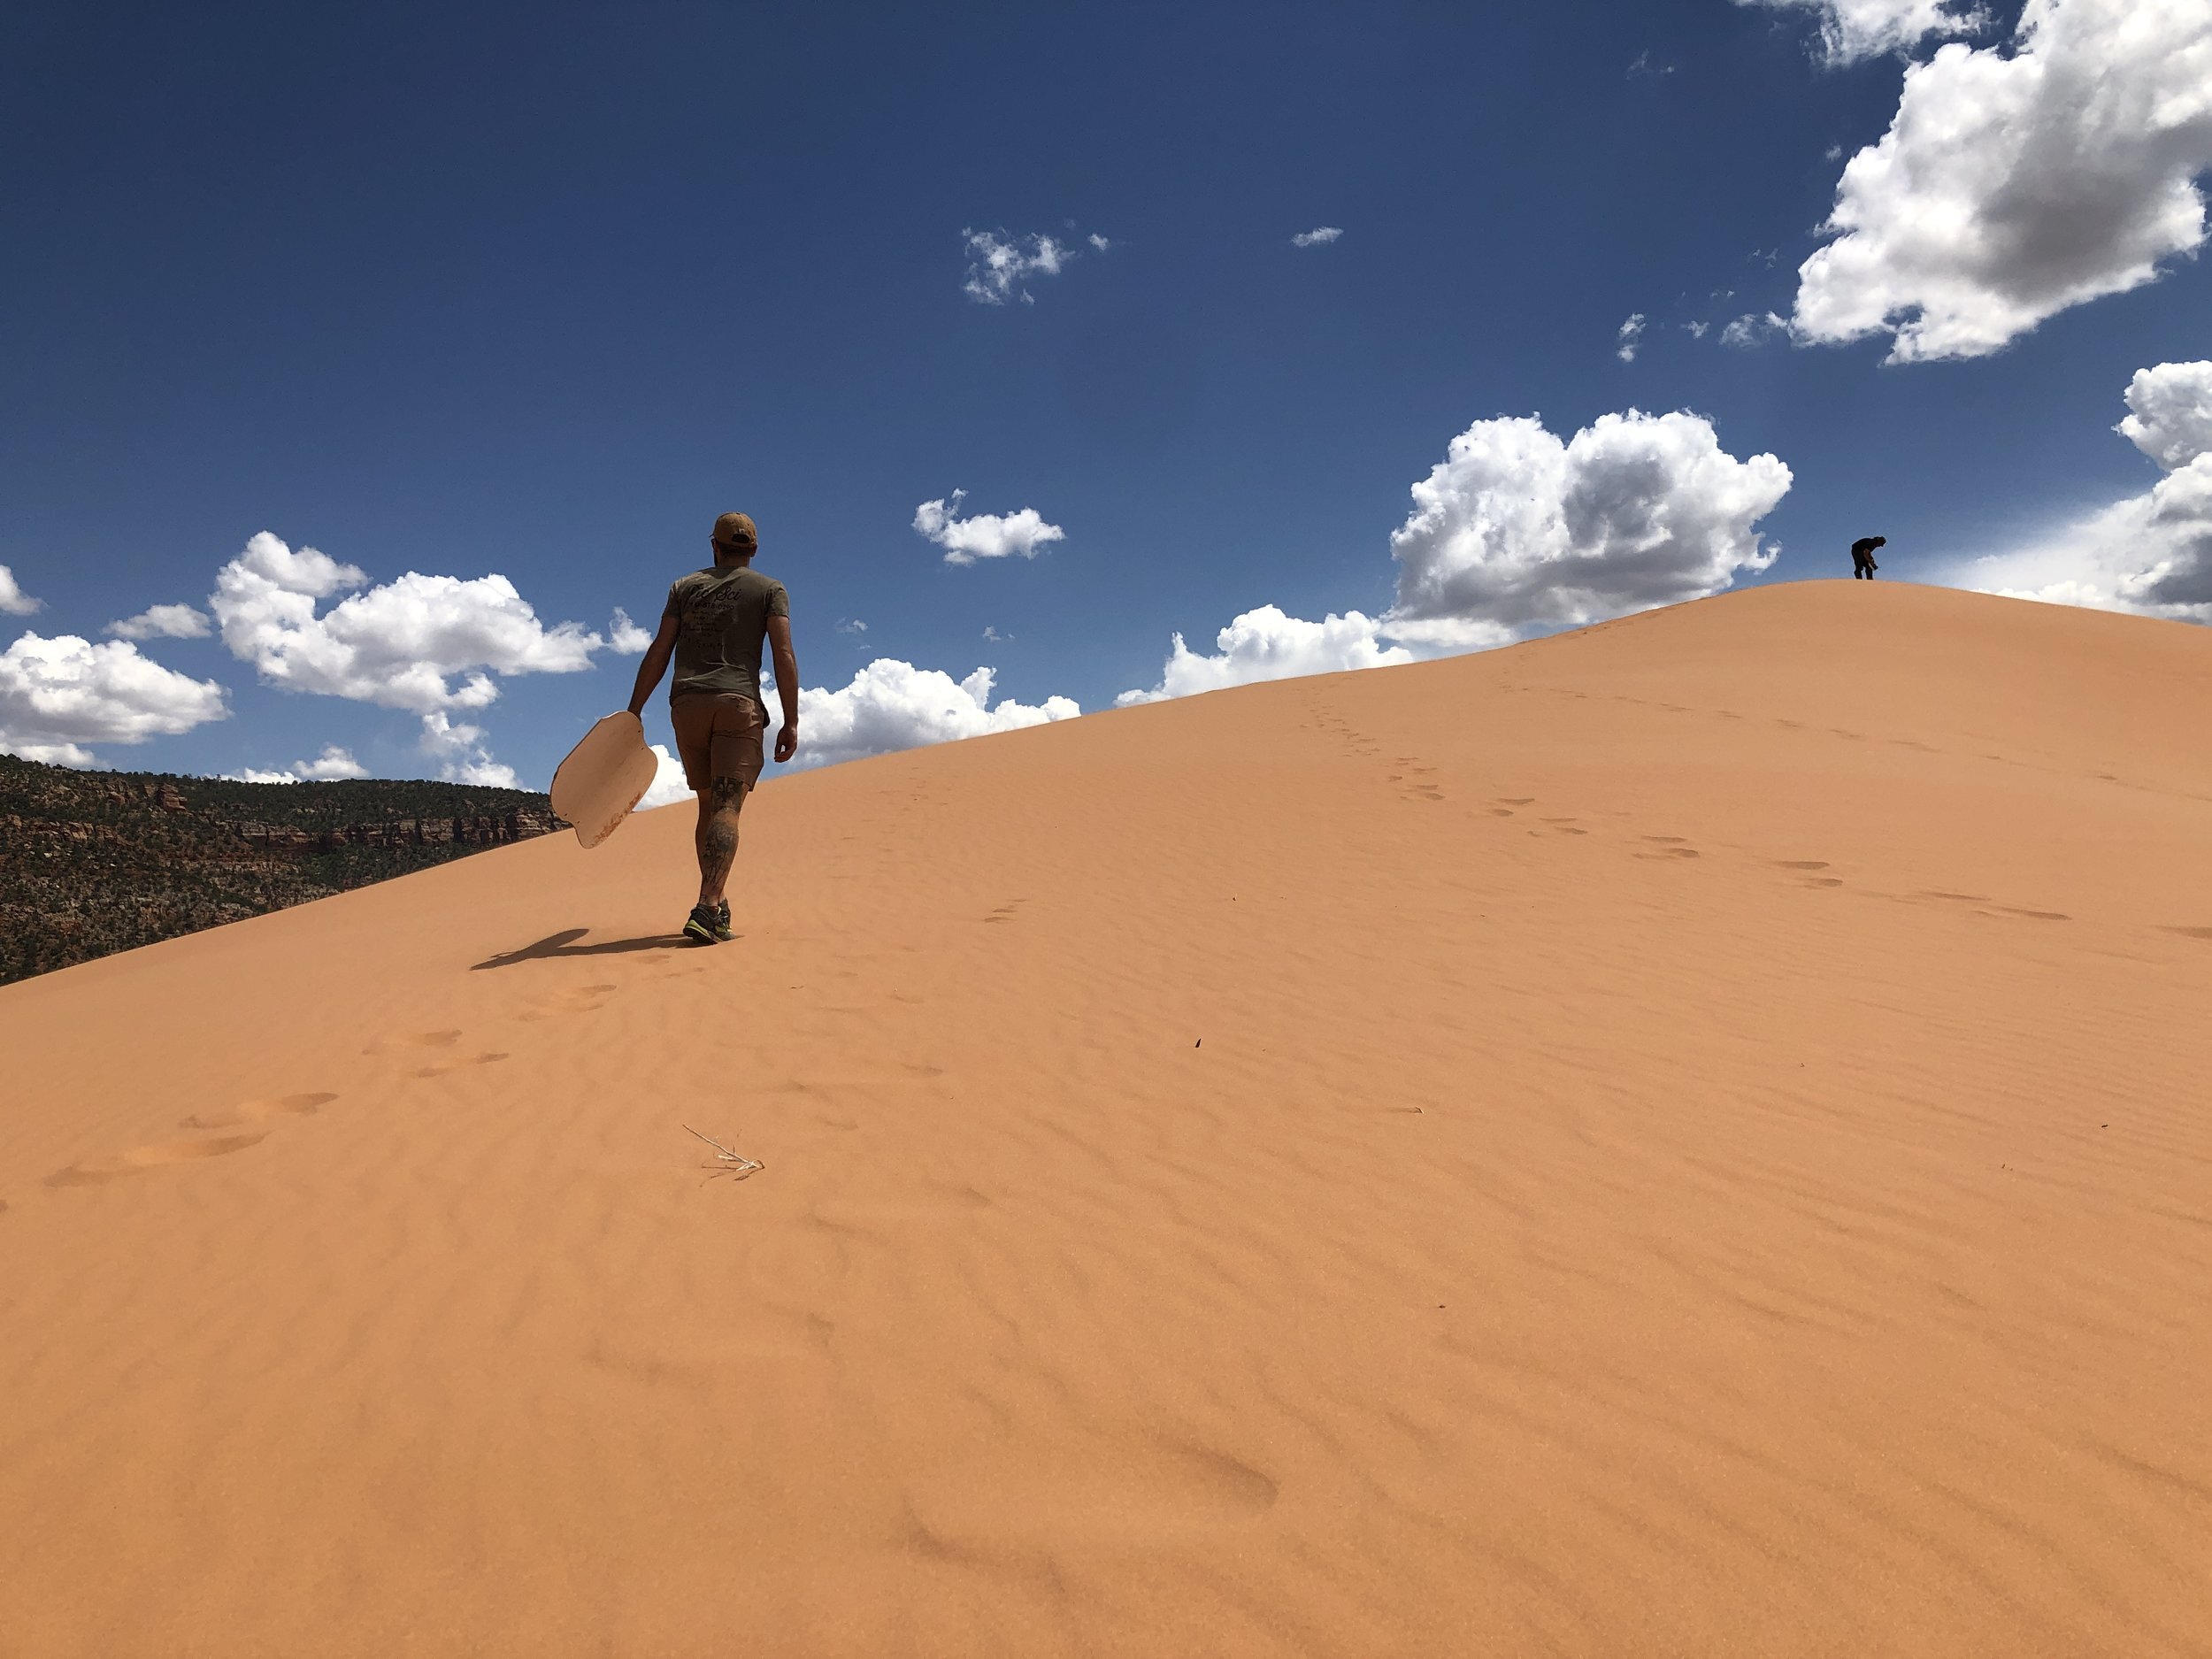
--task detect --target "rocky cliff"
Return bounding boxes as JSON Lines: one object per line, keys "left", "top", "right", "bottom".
{"left": 0, "top": 756, "right": 562, "bottom": 985}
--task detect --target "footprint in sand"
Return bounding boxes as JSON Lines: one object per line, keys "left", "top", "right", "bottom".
{"left": 983, "top": 902, "right": 1025, "bottom": 925}
{"left": 415, "top": 1051, "right": 511, "bottom": 1079}
{"left": 1637, "top": 837, "right": 1700, "bottom": 860}
{"left": 365, "top": 1028, "right": 463, "bottom": 1055}
{"left": 181, "top": 1091, "right": 339, "bottom": 1129}
{"left": 2162, "top": 926, "right": 2212, "bottom": 941}
{"left": 1775, "top": 859, "right": 1830, "bottom": 871}
{"left": 47, "top": 1133, "right": 268, "bottom": 1188}
{"left": 517, "top": 984, "right": 619, "bottom": 1021}
{"left": 906, "top": 1438, "right": 1277, "bottom": 1556}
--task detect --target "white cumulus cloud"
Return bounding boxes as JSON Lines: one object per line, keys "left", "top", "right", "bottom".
{"left": 607, "top": 606, "right": 654, "bottom": 653}
{"left": 1736, "top": 0, "right": 1987, "bottom": 65}
{"left": 296, "top": 744, "right": 368, "bottom": 780}
{"left": 1118, "top": 607, "right": 1415, "bottom": 705}
{"left": 210, "top": 531, "right": 603, "bottom": 715}
{"left": 913, "top": 491, "right": 1067, "bottom": 565}
{"left": 1792, "top": 0, "right": 2212, "bottom": 363}
{"left": 795, "top": 660, "right": 1079, "bottom": 769}
{"left": 1291, "top": 227, "right": 1343, "bottom": 248}
{"left": 963, "top": 229, "right": 1074, "bottom": 305}
{"left": 226, "top": 745, "right": 371, "bottom": 783}
{"left": 224, "top": 748, "right": 367, "bottom": 787}
{"left": 1118, "top": 407, "right": 1792, "bottom": 703}
{"left": 1617, "top": 313, "right": 1647, "bottom": 362}
{"left": 0, "top": 632, "right": 229, "bottom": 767}
{"left": 1385, "top": 410, "right": 1792, "bottom": 641}
{"left": 418, "top": 710, "right": 521, "bottom": 789}
{"left": 1720, "top": 311, "right": 1791, "bottom": 348}
{"left": 106, "top": 603, "right": 212, "bottom": 641}
{"left": 1953, "top": 360, "right": 2212, "bottom": 621}
{"left": 0, "top": 566, "right": 42, "bottom": 617}
{"left": 2117, "top": 359, "right": 2212, "bottom": 472}
{"left": 636, "top": 742, "right": 694, "bottom": 810}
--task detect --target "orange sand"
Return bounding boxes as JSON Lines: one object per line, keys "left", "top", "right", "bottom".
{"left": 3, "top": 580, "right": 2209, "bottom": 1655}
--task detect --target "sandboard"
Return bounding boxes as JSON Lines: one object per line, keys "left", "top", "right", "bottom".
{"left": 549, "top": 711, "right": 660, "bottom": 849}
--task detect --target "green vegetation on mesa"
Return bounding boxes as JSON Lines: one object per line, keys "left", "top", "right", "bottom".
{"left": 0, "top": 754, "right": 560, "bottom": 986}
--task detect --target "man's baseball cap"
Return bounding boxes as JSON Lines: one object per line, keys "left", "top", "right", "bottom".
{"left": 712, "top": 511, "right": 757, "bottom": 547}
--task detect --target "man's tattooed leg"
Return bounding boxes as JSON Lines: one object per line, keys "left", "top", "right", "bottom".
{"left": 696, "top": 777, "right": 747, "bottom": 906}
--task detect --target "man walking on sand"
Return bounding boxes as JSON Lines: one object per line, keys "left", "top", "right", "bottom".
{"left": 626, "top": 511, "right": 800, "bottom": 945}
{"left": 1851, "top": 535, "right": 1885, "bottom": 580}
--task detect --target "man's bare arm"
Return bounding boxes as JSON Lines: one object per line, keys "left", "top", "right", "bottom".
{"left": 767, "top": 613, "right": 800, "bottom": 763}
{"left": 626, "top": 612, "right": 680, "bottom": 717}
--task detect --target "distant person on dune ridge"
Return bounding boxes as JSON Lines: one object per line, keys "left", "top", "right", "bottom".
{"left": 1851, "top": 535, "right": 1885, "bottom": 580}
{"left": 625, "top": 511, "right": 800, "bottom": 946}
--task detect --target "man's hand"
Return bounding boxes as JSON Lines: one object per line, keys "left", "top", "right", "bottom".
{"left": 775, "top": 723, "right": 798, "bottom": 764}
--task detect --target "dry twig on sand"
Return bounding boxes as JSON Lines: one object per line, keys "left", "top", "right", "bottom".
{"left": 684, "top": 1124, "right": 764, "bottom": 1182}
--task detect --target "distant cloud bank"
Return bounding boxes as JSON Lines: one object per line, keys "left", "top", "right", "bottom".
{"left": 1121, "top": 407, "right": 1792, "bottom": 703}
{"left": 795, "top": 660, "right": 1079, "bottom": 768}
{"left": 0, "top": 632, "right": 228, "bottom": 768}
{"left": 227, "top": 745, "right": 369, "bottom": 785}
{"left": 1118, "top": 607, "right": 1409, "bottom": 706}
{"left": 1955, "top": 362, "right": 2212, "bottom": 623}
{"left": 209, "top": 531, "right": 612, "bottom": 785}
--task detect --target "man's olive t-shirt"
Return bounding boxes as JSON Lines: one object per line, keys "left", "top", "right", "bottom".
{"left": 662, "top": 565, "right": 789, "bottom": 702}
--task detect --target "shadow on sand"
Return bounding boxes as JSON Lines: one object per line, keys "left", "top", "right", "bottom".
{"left": 472, "top": 928, "right": 688, "bottom": 970}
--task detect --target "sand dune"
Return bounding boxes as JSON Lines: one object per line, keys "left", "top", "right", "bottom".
{"left": 4, "top": 579, "right": 2209, "bottom": 1656}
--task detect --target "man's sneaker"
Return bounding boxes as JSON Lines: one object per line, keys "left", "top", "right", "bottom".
{"left": 714, "top": 900, "right": 735, "bottom": 942}
{"left": 682, "top": 903, "right": 720, "bottom": 946}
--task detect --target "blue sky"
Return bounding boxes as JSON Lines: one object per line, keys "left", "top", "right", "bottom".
{"left": 3, "top": 0, "right": 2208, "bottom": 788}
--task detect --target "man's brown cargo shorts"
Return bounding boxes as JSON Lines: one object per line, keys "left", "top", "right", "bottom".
{"left": 670, "top": 693, "right": 767, "bottom": 791}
